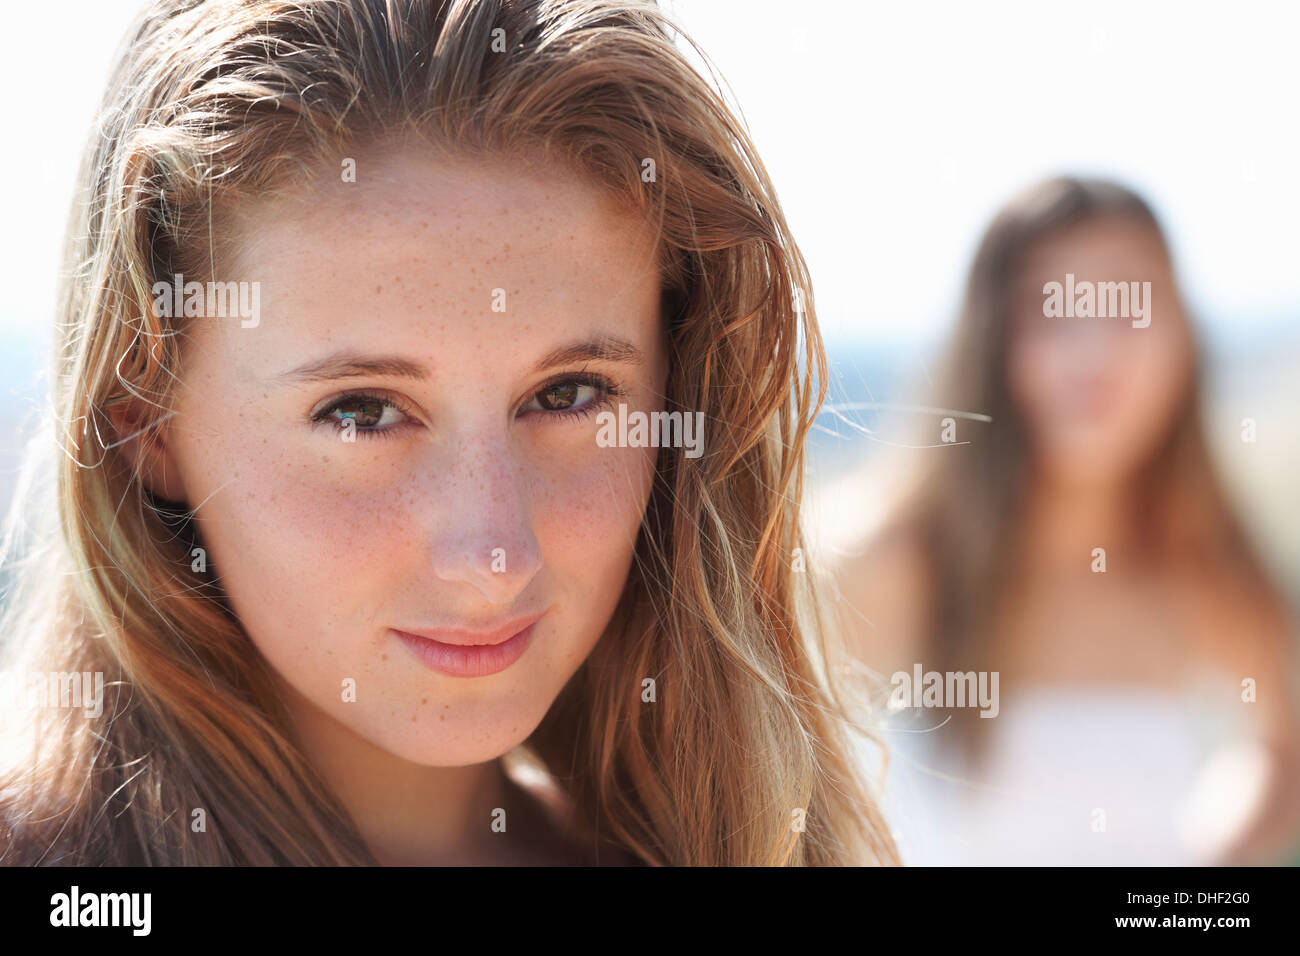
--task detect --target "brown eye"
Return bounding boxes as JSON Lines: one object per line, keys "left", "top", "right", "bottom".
{"left": 314, "top": 394, "right": 408, "bottom": 432}
{"left": 536, "top": 382, "right": 580, "bottom": 410}
{"left": 522, "top": 377, "right": 612, "bottom": 417}
{"left": 332, "top": 398, "right": 386, "bottom": 426}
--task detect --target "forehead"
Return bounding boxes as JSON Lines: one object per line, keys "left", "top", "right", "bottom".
{"left": 216, "top": 144, "right": 662, "bottom": 299}
{"left": 1018, "top": 215, "right": 1169, "bottom": 277}
{"left": 196, "top": 147, "right": 664, "bottom": 359}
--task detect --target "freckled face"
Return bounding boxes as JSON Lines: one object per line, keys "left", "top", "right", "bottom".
{"left": 163, "top": 149, "right": 666, "bottom": 766}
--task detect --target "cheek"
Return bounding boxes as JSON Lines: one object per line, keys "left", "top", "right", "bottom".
{"left": 1108, "top": 329, "right": 1189, "bottom": 447}
{"left": 1007, "top": 335, "right": 1067, "bottom": 432}
{"left": 530, "top": 440, "right": 655, "bottom": 599}
{"left": 171, "top": 410, "right": 411, "bottom": 653}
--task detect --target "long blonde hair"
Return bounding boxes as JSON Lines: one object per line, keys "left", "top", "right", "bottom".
{"left": 0, "top": 0, "right": 897, "bottom": 865}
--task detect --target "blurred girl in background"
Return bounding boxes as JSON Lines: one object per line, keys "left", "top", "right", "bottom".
{"left": 837, "top": 176, "right": 1300, "bottom": 865}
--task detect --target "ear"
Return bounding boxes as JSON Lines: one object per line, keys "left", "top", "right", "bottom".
{"left": 104, "top": 397, "right": 189, "bottom": 504}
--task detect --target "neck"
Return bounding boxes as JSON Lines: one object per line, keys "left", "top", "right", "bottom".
{"left": 275, "top": 676, "right": 509, "bottom": 865}
{"left": 1013, "top": 464, "right": 1138, "bottom": 571}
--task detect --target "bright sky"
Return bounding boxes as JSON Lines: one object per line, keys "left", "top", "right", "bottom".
{"left": 3, "top": 0, "right": 1296, "bottom": 348}
{"left": 663, "top": 0, "right": 1300, "bottom": 345}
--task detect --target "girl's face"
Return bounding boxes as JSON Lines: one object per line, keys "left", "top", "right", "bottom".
{"left": 1006, "top": 215, "right": 1192, "bottom": 486}
{"left": 152, "top": 148, "right": 666, "bottom": 766}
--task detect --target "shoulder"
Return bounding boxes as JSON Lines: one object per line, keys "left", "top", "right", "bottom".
{"left": 1175, "top": 556, "right": 1296, "bottom": 683}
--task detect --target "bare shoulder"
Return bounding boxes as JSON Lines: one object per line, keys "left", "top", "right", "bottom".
{"left": 1175, "top": 557, "right": 1297, "bottom": 694}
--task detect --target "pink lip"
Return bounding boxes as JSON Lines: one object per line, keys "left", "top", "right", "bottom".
{"left": 392, "top": 613, "right": 543, "bottom": 678}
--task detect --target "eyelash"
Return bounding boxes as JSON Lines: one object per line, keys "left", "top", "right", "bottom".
{"left": 308, "top": 373, "right": 623, "bottom": 439}
{"left": 524, "top": 371, "right": 623, "bottom": 423}
{"left": 310, "top": 388, "right": 415, "bottom": 441}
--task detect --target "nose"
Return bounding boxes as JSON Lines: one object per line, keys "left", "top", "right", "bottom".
{"left": 425, "top": 433, "right": 542, "bottom": 604}
{"left": 1065, "top": 315, "right": 1122, "bottom": 364}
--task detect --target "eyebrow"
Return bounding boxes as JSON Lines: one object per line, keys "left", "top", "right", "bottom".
{"left": 274, "top": 354, "right": 430, "bottom": 385}
{"left": 530, "top": 336, "right": 643, "bottom": 373}
{"left": 273, "top": 336, "right": 643, "bottom": 386}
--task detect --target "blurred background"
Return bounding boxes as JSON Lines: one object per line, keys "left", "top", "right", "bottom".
{"left": 2, "top": 0, "right": 1297, "bottom": 865}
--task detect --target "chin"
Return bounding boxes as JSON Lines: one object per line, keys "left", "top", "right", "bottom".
{"left": 373, "top": 704, "right": 545, "bottom": 768}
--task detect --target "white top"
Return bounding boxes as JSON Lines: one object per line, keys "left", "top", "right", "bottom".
{"left": 871, "top": 681, "right": 1270, "bottom": 865}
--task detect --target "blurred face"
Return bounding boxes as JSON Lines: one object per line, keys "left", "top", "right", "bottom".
{"left": 1006, "top": 215, "right": 1193, "bottom": 486}
{"left": 157, "top": 148, "right": 666, "bottom": 766}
